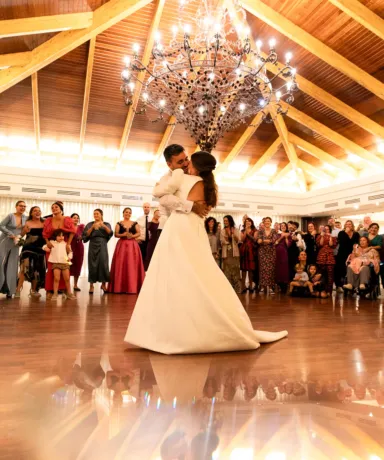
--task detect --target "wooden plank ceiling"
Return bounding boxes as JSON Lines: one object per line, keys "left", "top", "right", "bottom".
{"left": 0, "top": 0, "right": 383, "bottom": 192}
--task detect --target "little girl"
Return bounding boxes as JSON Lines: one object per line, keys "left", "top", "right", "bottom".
{"left": 308, "top": 264, "right": 327, "bottom": 298}
{"left": 43, "top": 229, "right": 76, "bottom": 301}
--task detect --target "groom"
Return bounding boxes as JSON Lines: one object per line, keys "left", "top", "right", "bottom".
{"left": 153, "top": 144, "right": 209, "bottom": 236}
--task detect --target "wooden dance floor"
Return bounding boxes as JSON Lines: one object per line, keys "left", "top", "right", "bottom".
{"left": 1, "top": 280, "right": 384, "bottom": 459}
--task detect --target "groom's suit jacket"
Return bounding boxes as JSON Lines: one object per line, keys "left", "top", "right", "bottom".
{"left": 153, "top": 170, "right": 193, "bottom": 230}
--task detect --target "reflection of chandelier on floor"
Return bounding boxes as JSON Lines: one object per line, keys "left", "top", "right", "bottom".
{"left": 121, "top": 0, "right": 298, "bottom": 152}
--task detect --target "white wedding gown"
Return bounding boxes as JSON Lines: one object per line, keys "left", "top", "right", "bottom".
{"left": 125, "top": 172, "right": 288, "bottom": 354}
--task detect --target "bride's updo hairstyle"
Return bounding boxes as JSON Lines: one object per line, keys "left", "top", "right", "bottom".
{"left": 192, "top": 151, "right": 218, "bottom": 208}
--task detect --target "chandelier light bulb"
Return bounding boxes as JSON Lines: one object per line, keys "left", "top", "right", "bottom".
{"left": 269, "top": 38, "right": 276, "bottom": 49}
{"left": 291, "top": 67, "right": 297, "bottom": 75}
{"left": 182, "top": 70, "right": 188, "bottom": 78}
{"left": 220, "top": 106, "right": 226, "bottom": 112}
{"left": 286, "top": 81, "right": 293, "bottom": 91}
{"left": 133, "top": 43, "right": 140, "bottom": 53}
{"left": 236, "top": 24, "right": 243, "bottom": 35}
{"left": 121, "top": 69, "right": 130, "bottom": 80}
{"left": 183, "top": 24, "right": 191, "bottom": 34}
{"left": 245, "top": 27, "right": 251, "bottom": 36}
{"left": 276, "top": 91, "right": 282, "bottom": 101}
{"left": 179, "top": 104, "right": 185, "bottom": 111}
{"left": 156, "top": 43, "right": 163, "bottom": 51}
{"left": 259, "top": 99, "right": 266, "bottom": 107}
{"left": 239, "top": 103, "right": 246, "bottom": 111}
{"left": 235, "top": 68, "right": 241, "bottom": 76}
{"left": 209, "top": 72, "right": 215, "bottom": 80}
{"left": 256, "top": 39, "right": 262, "bottom": 50}
{"left": 214, "top": 23, "right": 221, "bottom": 33}
{"left": 171, "top": 25, "right": 178, "bottom": 35}
{"left": 128, "top": 82, "right": 135, "bottom": 91}
{"left": 159, "top": 99, "right": 166, "bottom": 107}
{"left": 123, "top": 55, "right": 131, "bottom": 66}
{"left": 377, "top": 141, "right": 384, "bottom": 153}
{"left": 154, "top": 31, "right": 161, "bottom": 41}
{"left": 285, "top": 52, "right": 293, "bottom": 63}
{"left": 198, "top": 105, "right": 205, "bottom": 114}
{"left": 163, "top": 60, "right": 168, "bottom": 68}
{"left": 142, "top": 92, "right": 149, "bottom": 101}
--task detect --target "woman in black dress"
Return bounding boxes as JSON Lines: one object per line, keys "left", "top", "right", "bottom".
{"left": 335, "top": 220, "right": 360, "bottom": 291}
{"left": 145, "top": 209, "right": 161, "bottom": 271}
{"left": 303, "top": 222, "right": 318, "bottom": 266}
{"left": 15, "top": 206, "right": 46, "bottom": 298}
{"left": 83, "top": 209, "right": 112, "bottom": 294}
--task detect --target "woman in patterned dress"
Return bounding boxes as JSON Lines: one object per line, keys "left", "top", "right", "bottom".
{"left": 240, "top": 217, "right": 258, "bottom": 293}
{"left": 316, "top": 224, "right": 336, "bottom": 295}
{"left": 257, "top": 217, "right": 278, "bottom": 294}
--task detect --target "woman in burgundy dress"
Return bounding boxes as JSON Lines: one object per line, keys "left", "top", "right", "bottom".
{"left": 42, "top": 202, "right": 76, "bottom": 299}
{"left": 275, "top": 222, "right": 292, "bottom": 293}
{"left": 240, "top": 217, "right": 258, "bottom": 293}
{"left": 109, "top": 207, "right": 145, "bottom": 294}
{"left": 257, "top": 217, "right": 278, "bottom": 294}
{"left": 144, "top": 210, "right": 160, "bottom": 271}
{"left": 70, "top": 213, "right": 85, "bottom": 291}
{"left": 316, "top": 224, "right": 336, "bottom": 296}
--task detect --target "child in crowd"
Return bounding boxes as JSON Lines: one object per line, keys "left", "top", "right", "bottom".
{"left": 43, "top": 229, "right": 76, "bottom": 301}
{"left": 308, "top": 264, "right": 328, "bottom": 298}
{"left": 289, "top": 263, "right": 312, "bottom": 294}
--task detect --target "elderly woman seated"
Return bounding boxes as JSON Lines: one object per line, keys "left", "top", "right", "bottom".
{"left": 343, "top": 236, "right": 380, "bottom": 291}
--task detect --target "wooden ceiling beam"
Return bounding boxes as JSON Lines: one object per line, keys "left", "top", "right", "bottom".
{"left": 149, "top": 116, "right": 177, "bottom": 174}
{"left": 0, "top": 52, "right": 31, "bottom": 69}
{"left": 216, "top": 111, "right": 264, "bottom": 174}
{"left": 242, "top": 137, "right": 281, "bottom": 180}
{"left": 31, "top": 73, "right": 40, "bottom": 158}
{"left": 0, "top": 12, "right": 93, "bottom": 39}
{"left": 270, "top": 162, "right": 292, "bottom": 184}
{"left": 298, "top": 159, "right": 334, "bottom": 183}
{"left": 117, "top": 0, "right": 166, "bottom": 164}
{"left": 79, "top": 37, "right": 97, "bottom": 162}
{"left": 327, "top": 0, "right": 384, "bottom": 41}
{"left": 0, "top": 0, "right": 153, "bottom": 94}
{"left": 261, "top": 56, "right": 384, "bottom": 140}
{"left": 282, "top": 102, "right": 384, "bottom": 169}
{"left": 270, "top": 107, "right": 307, "bottom": 191}
{"left": 241, "top": 0, "right": 384, "bottom": 100}
{"left": 288, "top": 132, "right": 358, "bottom": 177}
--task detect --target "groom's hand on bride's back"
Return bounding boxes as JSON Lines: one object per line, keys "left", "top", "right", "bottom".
{"left": 192, "top": 201, "right": 210, "bottom": 218}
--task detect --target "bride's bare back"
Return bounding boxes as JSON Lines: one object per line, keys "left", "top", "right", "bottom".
{"left": 187, "top": 180, "right": 205, "bottom": 203}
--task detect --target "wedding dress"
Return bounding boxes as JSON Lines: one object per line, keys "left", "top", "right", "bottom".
{"left": 125, "top": 170, "right": 288, "bottom": 354}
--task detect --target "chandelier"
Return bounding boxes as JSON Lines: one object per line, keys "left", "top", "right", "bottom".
{"left": 120, "top": 0, "right": 298, "bottom": 152}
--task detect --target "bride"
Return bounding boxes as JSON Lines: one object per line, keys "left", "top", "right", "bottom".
{"left": 125, "top": 151, "right": 288, "bottom": 354}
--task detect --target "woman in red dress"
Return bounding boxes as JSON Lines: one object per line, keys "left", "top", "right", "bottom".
{"left": 240, "top": 217, "right": 258, "bottom": 293}
{"left": 42, "top": 202, "right": 76, "bottom": 299}
{"left": 70, "top": 213, "right": 85, "bottom": 291}
{"left": 316, "top": 224, "right": 336, "bottom": 296}
{"left": 109, "top": 207, "right": 145, "bottom": 294}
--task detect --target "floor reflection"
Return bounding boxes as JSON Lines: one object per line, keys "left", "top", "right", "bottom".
{"left": 4, "top": 348, "right": 384, "bottom": 459}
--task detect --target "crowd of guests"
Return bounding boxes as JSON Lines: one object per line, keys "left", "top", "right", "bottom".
{"left": 0, "top": 200, "right": 160, "bottom": 301}
{"left": 206, "top": 214, "right": 383, "bottom": 298}
{"left": 1, "top": 200, "right": 383, "bottom": 301}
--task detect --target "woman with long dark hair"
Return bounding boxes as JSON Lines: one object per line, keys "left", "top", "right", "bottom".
{"left": 83, "top": 209, "right": 112, "bottom": 294}
{"left": 70, "top": 213, "right": 85, "bottom": 291}
{"left": 16, "top": 206, "right": 45, "bottom": 298}
{"left": 316, "top": 224, "right": 336, "bottom": 296}
{"left": 205, "top": 216, "right": 221, "bottom": 266}
{"left": 275, "top": 221, "right": 291, "bottom": 293}
{"left": 125, "top": 151, "right": 287, "bottom": 354}
{"left": 240, "top": 217, "right": 257, "bottom": 293}
{"left": 221, "top": 214, "right": 241, "bottom": 293}
{"left": 109, "top": 207, "right": 145, "bottom": 294}
{"left": 334, "top": 220, "right": 359, "bottom": 291}
{"left": 303, "top": 222, "right": 318, "bottom": 266}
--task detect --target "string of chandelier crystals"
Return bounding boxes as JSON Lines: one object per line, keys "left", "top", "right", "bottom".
{"left": 120, "top": 0, "right": 298, "bottom": 152}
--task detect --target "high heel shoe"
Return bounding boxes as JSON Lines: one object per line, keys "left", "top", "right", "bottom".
{"left": 101, "top": 286, "right": 108, "bottom": 294}
{"left": 89, "top": 289, "right": 94, "bottom": 295}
